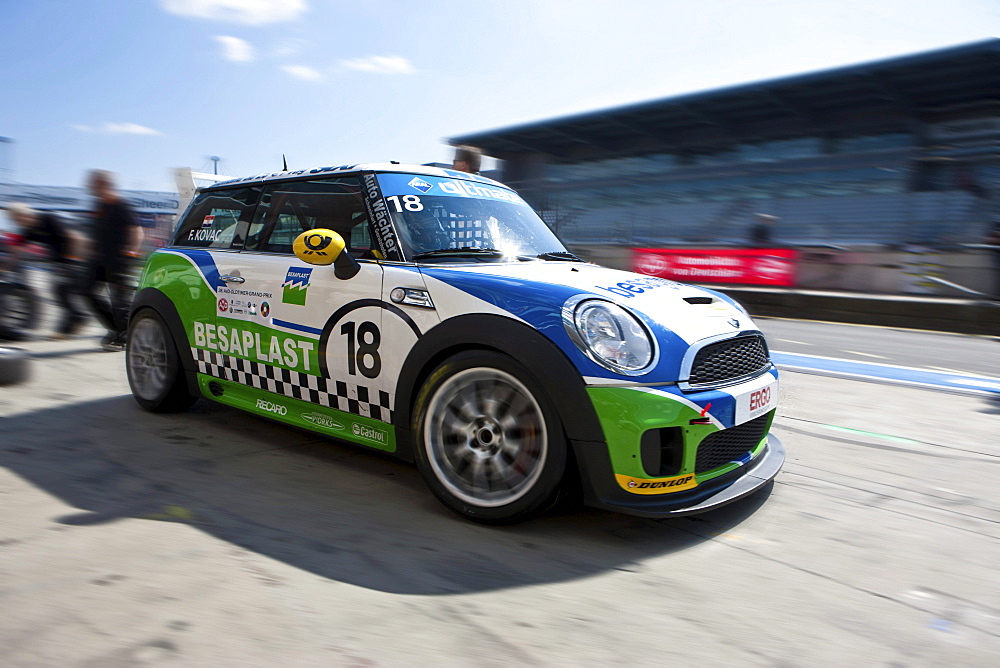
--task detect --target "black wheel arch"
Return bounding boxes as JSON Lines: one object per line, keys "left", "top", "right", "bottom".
{"left": 131, "top": 287, "right": 200, "bottom": 397}
{"left": 393, "top": 313, "right": 605, "bottom": 461}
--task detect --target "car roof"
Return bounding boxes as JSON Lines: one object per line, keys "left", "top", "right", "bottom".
{"left": 205, "top": 162, "right": 510, "bottom": 192}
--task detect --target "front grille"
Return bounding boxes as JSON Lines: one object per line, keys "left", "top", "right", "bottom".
{"left": 695, "top": 411, "right": 773, "bottom": 473}
{"left": 688, "top": 334, "right": 769, "bottom": 386}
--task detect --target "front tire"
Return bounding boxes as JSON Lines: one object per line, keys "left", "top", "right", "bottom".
{"left": 126, "top": 309, "right": 197, "bottom": 412}
{"left": 413, "top": 351, "right": 566, "bottom": 524}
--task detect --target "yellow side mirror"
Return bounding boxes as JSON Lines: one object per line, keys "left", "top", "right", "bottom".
{"left": 293, "top": 228, "right": 345, "bottom": 266}
{"left": 292, "top": 228, "right": 361, "bottom": 280}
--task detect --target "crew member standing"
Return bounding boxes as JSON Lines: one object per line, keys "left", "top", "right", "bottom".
{"left": 84, "top": 170, "right": 143, "bottom": 351}
{"left": 749, "top": 213, "right": 778, "bottom": 247}
{"left": 452, "top": 145, "right": 482, "bottom": 174}
{"left": 5, "top": 202, "right": 88, "bottom": 339}
{"left": 986, "top": 219, "right": 1000, "bottom": 300}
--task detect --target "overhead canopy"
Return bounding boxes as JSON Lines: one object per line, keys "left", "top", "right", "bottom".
{"left": 451, "top": 40, "right": 1000, "bottom": 162}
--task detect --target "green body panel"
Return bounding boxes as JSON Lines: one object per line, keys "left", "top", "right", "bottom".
{"left": 587, "top": 386, "right": 769, "bottom": 483}
{"left": 198, "top": 375, "right": 396, "bottom": 452}
{"left": 139, "top": 251, "right": 217, "bottom": 332}
{"left": 139, "top": 252, "right": 320, "bottom": 375}
{"left": 141, "top": 251, "right": 395, "bottom": 452}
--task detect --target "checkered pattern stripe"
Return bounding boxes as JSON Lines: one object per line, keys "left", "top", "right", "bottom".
{"left": 192, "top": 348, "right": 393, "bottom": 422}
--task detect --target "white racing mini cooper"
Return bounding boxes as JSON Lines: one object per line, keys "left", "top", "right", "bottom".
{"left": 126, "top": 163, "right": 784, "bottom": 523}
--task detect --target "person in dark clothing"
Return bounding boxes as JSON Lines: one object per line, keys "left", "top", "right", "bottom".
{"left": 452, "top": 145, "right": 482, "bottom": 174}
{"left": 84, "top": 170, "right": 143, "bottom": 351}
{"left": 6, "top": 202, "right": 88, "bottom": 338}
{"left": 986, "top": 220, "right": 1000, "bottom": 300}
{"left": 749, "top": 213, "right": 777, "bottom": 247}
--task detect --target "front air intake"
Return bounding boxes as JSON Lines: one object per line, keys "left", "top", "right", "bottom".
{"left": 687, "top": 334, "right": 770, "bottom": 387}
{"left": 695, "top": 411, "right": 773, "bottom": 473}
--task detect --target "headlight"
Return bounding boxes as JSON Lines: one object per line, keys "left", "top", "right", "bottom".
{"left": 568, "top": 300, "right": 654, "bottom": 375}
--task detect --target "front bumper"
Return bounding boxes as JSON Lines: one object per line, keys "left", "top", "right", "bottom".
{"left": 572, "top": 433, "right": 785, "bottom": 518}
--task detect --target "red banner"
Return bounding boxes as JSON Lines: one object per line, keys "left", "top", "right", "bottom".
{"left": 632, "top": 248, "right": 797, "bottom": 286}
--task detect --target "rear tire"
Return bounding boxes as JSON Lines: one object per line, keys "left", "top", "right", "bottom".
{"left": 126, "top": 309, "right": 197, "bottom": 412}
{"left": 413, "top": 350, "right": 566, "bottom": 524}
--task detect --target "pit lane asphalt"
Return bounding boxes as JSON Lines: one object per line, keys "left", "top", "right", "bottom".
{"left": 1, "top": 322, "right": 998, "bottom": 665}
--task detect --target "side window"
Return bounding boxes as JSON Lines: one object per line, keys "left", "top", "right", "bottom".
{"left": 172, "top": 187, "right": 260, "bottom": 249}
{"left": 247, "top": 177, "right": 372, "bottom": 257}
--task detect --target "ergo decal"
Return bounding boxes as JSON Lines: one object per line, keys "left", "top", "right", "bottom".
{"left": 749, "top": 387, "right": 771, "bottom": 412}
{"left": 363, "top": 173, "right": 400, "bottom": 260}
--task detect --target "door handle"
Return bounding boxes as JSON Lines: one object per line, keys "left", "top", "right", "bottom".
{"left": 220, "top": 275, "right": 245, "bottom": 284}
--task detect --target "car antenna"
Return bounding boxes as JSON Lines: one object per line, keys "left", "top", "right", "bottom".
{"left": 282, "top": 154, "right": 288, "bottom": 171}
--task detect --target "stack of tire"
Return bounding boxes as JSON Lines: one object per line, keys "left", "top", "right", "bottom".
{"left": 0, "top": 347, "right": 28, "bottom": 385}
{"left": 0, "top": 266, "right": 38, "bottom": 385}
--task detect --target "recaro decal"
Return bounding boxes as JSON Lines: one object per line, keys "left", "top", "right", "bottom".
{"left": 362, "top": 173, "right": 402, "bottom": 261}
{"left": 256, "top": 398, "right": 288, "bottom": 415}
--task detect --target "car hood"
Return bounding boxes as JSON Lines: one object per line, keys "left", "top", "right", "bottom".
{"left": 417, "top": 261, "right": 757, "bottom": 347}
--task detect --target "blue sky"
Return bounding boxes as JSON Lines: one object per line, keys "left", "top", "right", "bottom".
{"left": 1, "top": 0, "right": 997, "bottom": 192}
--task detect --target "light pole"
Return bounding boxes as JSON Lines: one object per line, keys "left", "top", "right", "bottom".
{"left": 0, "top": 137, "right": 13, "bottom": 183}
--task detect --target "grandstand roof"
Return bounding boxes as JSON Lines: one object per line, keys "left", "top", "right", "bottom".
{"left": 451, "top": 39, "right": 1000, "bottom": 162}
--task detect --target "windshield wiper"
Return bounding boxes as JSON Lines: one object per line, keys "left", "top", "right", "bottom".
{"left": 535, "top": 251, "right": 585, "bottom": 262}
{"left": 411, "top": 247, "right": 505, "bottom": 260}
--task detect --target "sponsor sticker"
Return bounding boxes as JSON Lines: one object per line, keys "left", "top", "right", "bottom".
{"left": 733, "top": 375, "right": 778, "bottom": 424}
{"left": 193, "top": 321, "right": 316, "bottom": 372}
{"left": 351, "top": 422, "right": 387, "bottom": 444}
{"left": 282, "top": 267, "right": 313, "bottom": 306}
{"left": 260, "top": 301, "right": 270, "bottom": 318}
{"left": 217, "top": 298, "right": 229, "bottom": 312}
{"left": 363, "top": 173, "right": 401, "bottom": 260}
{"left": 615, "top": 473, "right": 697, "bottom": 495}
{"left": 302, "top": 412, "right": 344, "bottom": 431}
{"left": 407, "top": 176, "right": 433, "bottom": 193}
{"left": 594, "top": 276, "right": 678, "bottom": 299}
{"left": 255, "top": 398, "right": 287, "bottom": 415}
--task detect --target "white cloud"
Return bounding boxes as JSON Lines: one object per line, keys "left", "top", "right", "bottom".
{"left": 215, "top": 35, "right": 254, "bottom": 62}
{"left": 103, "top": 123, "right": 163, "bottom": 136}
{"left": 72, "top": 123, "right": 163, "bottom": 136}
{"left": 281, "top": 64, "right": 324, "bottom": 82}
{"left": 340, "top": 55, "right": 416, "bottom": 75}
{"left": 160, "top": 0, "right": 305, "bottom": 25}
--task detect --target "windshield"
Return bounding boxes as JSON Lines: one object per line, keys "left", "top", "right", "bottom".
{"left": 375, "top": 173, "right": 570, "bottom": 262}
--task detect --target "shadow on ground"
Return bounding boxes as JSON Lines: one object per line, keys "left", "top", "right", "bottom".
{"left": 1, "top": 395, "right": 773, "bottom": 595}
